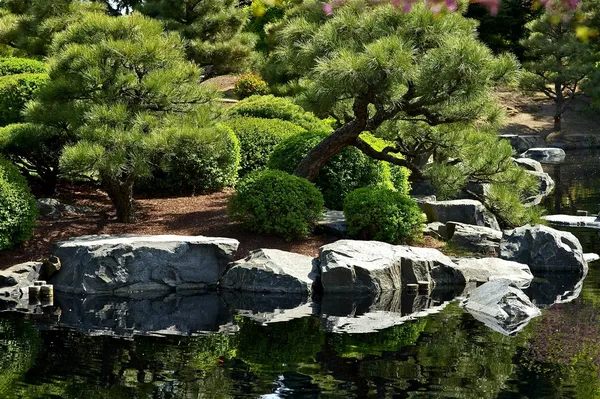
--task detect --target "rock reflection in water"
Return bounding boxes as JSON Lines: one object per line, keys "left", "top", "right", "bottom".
{"left": 525, "top": 271, "right": 587, "bottom": 308}
{"left": 54, "top": 292, "right": 234, "bottom": 336}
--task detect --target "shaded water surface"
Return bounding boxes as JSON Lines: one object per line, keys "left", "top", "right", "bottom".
{"left": 0, "top": 151, "right": 599, "bottom": 398}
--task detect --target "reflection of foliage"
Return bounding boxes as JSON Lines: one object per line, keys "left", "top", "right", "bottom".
{"left": 414, "top": 303, "right": 531, "bottom": 398}
{"left": 329, "top": 320, "right": 426, "bottom": 359}
{"left": 520, "top": 299, "right": 600, "bottom": 398}
{"left": 236, "top": 317, "right": 325, "bottom": 369}
{"left": 0, "top": 317, "right": 40, "bottom": 395}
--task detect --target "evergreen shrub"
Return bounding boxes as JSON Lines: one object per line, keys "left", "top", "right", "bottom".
{"left": 228, "top": 170, "right": 324, "bottom": 240}
{"left": 233, "top": 73, "right": 269, "bottom": 99}
{"left": 0, "top": 73, "right": 48, "bottom": 126}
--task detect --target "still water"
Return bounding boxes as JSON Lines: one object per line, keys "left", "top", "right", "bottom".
{"left": 0, "top": 151, "right": 599, "bottom": 399}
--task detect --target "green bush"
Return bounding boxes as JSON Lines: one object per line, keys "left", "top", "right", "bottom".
{"left": 234, "top": 73, "right": 269, "bottom": 99}
{"left": 344, "top": 187, "right": 424, "bottom": 244}
{"left": 268, "top": 131, "right": 390, "bottom": 210}
{"left": 228, "top": 170, "right": 324, "bottom": 240}
{"left": 225, "top": 116, "right": 306, "bottom": 177}
{"left": 0, "top": 73, "right": 48, "bottom": 126}
{"left": 0, "top": 58, "right": 46, "bottom": 77}
{"left": 144, "top": 123, "right": 240, "bottom": 195}
{"left": 228, "top": 95, "right": 333, "bottom": 133}
{"left": 0, "top": 157, "right": 37, "bottom": 250}
{"left": 0, "top": 123, "right": 69, "bottom": 196}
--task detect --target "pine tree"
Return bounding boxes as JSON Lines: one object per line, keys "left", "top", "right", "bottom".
{"left": 28, "top": 12, "right": 216, "bottom": 222}
{"left": 264, "top": 0, "right": 540, "bottom": 226}
{"left": 0, "top": 0, "right": 103, "bottom": 57}
{"left": 137, "top": 0, "right": 257, "bottom": 77}
{"left": 521, "top": 11, "right": 598, "bottom": 131}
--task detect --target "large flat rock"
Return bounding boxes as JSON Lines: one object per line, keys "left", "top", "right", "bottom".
{"left": 50, "top": 235, "right": 239, "bottom": 295}
{"left": 319, "top": 240, "right": 465, "bottom": 294}
{"left": 455, "top": 258, "right": 533, "bottom": 289}
{"left": 543, "top": 214, "right": 600, "bottom": 229}
{"left": 421, "top": 200, "right": 500, "bottom": 231}
{"left": 500, "top": 225, "right": 587, "bottom": 274}
{"left": 463, "top": 279, "right": 541, "bottom": 336}
{"left": 447, "top": 222, "right": 502, "bottom": 255}
{"left": 220, "top": 249, "right": 319, "bottom": 295}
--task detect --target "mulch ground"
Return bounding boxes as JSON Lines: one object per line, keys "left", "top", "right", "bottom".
{"left": 0, "top": 182, "right": 339, "bottom": 268}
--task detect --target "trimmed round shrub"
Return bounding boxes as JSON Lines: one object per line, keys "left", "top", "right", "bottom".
{"left": 268, "top": 131, "right": 390, "bottom": 210}
{"left": 0, "top": 157, "right": 37, "bottom": 250}
{"left": 344, "top": 187, "right": 424, "bottom": 244}
{"left": 228, "top": 95, "right": 333, "bottom": 134}
{"left": 0, "top": 58, "right": 46, "bottom": 77}
{"left": 0, "top": 73, "right": 48, "bottom": 126}
{"left": 233, "top": 73, "right": 269, "bottom": 99}
{"left": 228, "top": 170, "right": 324, "bottom": 240}
{"left": 225, "top": 116, "right": 306, "bottom": 177}
{"left": 144, "top": 123, "right": 240, "bottom": 195}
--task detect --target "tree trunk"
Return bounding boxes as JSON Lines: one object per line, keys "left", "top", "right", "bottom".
{"left": 553, "top": 114, "right": 562, "bottom": 132}
{"left": 39, "top": 170, "right": 58, "bottom": 197}
{"left": 103, "top": 176, "right": 136, "bottom": 223}
{"left": 294, "top": 121, "right": 364, "bottom": 181}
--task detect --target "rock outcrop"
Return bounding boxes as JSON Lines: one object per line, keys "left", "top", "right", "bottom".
{"left": 446, "top": 222, "right": 502, "bottom": 255}
{"left": 500, "top": 225, "right": 587, "bottom": 274}
{"left": 0, "top": 262, "right": 43, "bottom": 310}
{"left": 319, "top": 240, "right": 465, "bottom": 294}
{"left": 50, "top": 235, "right": 239, "bottom": 294}
{"left": 521, "top": 147, "right": 566, "bottom": 163}
{"left": 37, "top": 198, "right": 94, "bottom": 220}
{"left": 455, "top": 258, "right": 533, "bottom": 289}
{"left": 500, "top": 134, "right": 546, "bottom": 153}
{"left": 220, "top": 249, "right": 319, "bottom": 295}
{"left": 513, "top": 158, "right": 544, "bottom": 173}
{"left": 421, "top": 200, "right": 500, "bottom": 231}
{"left": 462, "top": 279, "right": 541, "bottom": 336}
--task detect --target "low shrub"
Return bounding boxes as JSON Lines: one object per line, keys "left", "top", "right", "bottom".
{"left": 228, "top": 170, "right": 324, "bottom": 240}
{"left": 0, "top": 123, "right": 69, "bottom": 195}
{"left": 268, "top": 131, "right": 390, "bottom": 210}
{"left": 228, "top": 95, "right": 333, "bottom": 133}
{"left": 0, "top": 73, "right": 48, "bottom": 126}
{"left": 0, "top": 58, "right": 46, "bottom": 77}
{"left": 0, "top": 157, "right": 37, "bottom": 250}
{"left": 233, "top": 73, "right": 269, "bottom": 99}
{"left": 225, "top": 116, "right": 306, "bottom": 177}
{"left": 144, "top": 123, "right": 240, "bottom": 195}
{"left": 344, "top": 187, "right": 424, "bottom": 244}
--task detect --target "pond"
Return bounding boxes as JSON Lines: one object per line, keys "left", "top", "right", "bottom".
{"left": 0, "top": 151, "right": 599, "bottom": 399}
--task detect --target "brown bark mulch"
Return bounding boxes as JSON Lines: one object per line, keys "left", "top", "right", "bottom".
{"left": 0, "top": 183, "right": 338, "bottom": 268}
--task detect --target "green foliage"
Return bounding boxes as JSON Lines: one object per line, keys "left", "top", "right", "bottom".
{"left": 228, "top": 95, "right": 333, "bottom": 133}
{"left": 0, "top": 123, "right": 68, "bottom": 195}
{"left": 520, "top": 11, "right": 598, "bottom": 129}
{"left": 233, "top": 73, "right": 269, "bottom": 99}
{"left": 143, "top": 122, "right": 240, "bottom": 195}
{"left": 0, "top": 0, "right": 104, "bottom": 57}
{"left": 236, "top": 316, "right": 325, "bottom": 369}
{"left": 137, "top": 0, "right": 257, "bottom": 76}
{"left": 228, "top": 169, "right": 324, "bottom": 240}
{"left": 344, "top": 186, "right": 424, "bottom": 244}
{"left": 268, "top": 131, "right": 390, "bottom": 210}
{"left": 35, "top": 12, "right": 217, "bottom": 222}
{"left": 0, "top": 73, "right": 47, "bottom": 126}
{"left": 466, "top": 0, "right": 541, "bottom": 60}
{"left": 0, "top": 57, "right": 46, "bottom": 76}
{"left": 225, "top": 116, "right": 305, "bottom": 177}
{"left": 330, "top": 319, "right": 426, "bottom": 359}
{"left": 0, "top": 156, "right": 37, "bottom": 250}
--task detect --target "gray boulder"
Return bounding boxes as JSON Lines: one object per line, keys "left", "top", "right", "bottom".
{"left": 319, "top": 240, "right": 465, "bottom": 294}
{"left": 315, "top": 210, "right": 348, "bottom": 238}
{"left": 455, "top": 258, "right": 533, "bottom": 289}
{"left": 421, "top": 199, "right": 500, "bottom": 231}
{"left": 462, "top": 279, "right": 541, "bottom": 336}
{"left": 513, "top": 158, "right": 544, "bottom": 173}
{"left": 500, "top": 134, "right": 546, "bottom": 153}
{"left": 220, "top": 249, "right": 319, "bottom": 295}
{"left": 0, "top": 262, "right": 43, "bottom": 310}
{"left": 446, "top": 222, "right": 502, "bottom": 255}
{"left": 521, "top": 147, "right": 566, "bottom": 163}
{"left": 37, "top": 198, "right": 94, "bottom": 220}
{"left": 50, "top": 235, "right": 239, "bottom": 294}
{"left": 500, "top": 225, "right": 587, "bottom": 274}
{"left": 423, "top": 222, "right": 447, "bottom": 240}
